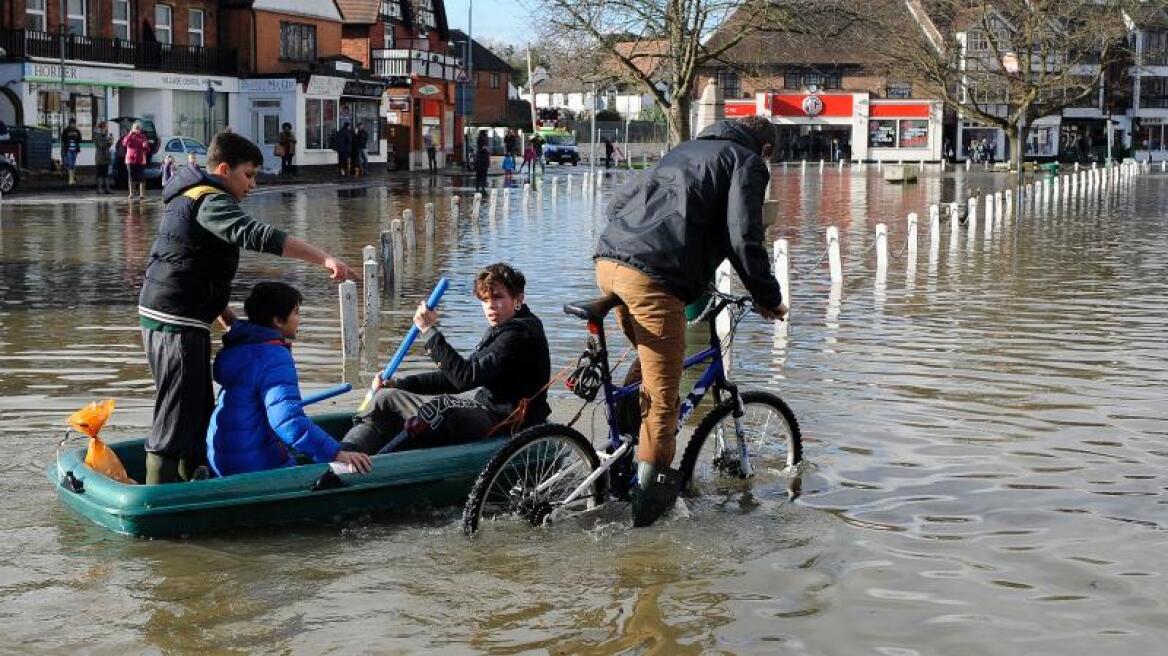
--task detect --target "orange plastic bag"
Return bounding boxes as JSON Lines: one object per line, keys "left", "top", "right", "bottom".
{"left": 68, "top": 399, "right": 135, "bottom": 485}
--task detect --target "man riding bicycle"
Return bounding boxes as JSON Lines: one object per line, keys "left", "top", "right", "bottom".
{"left": 594, "top": 115, "right": 789, "bottom": 527}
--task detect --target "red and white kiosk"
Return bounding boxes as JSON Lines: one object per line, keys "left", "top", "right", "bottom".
{"left": 725, "top": 91, "right": 944, "bottom": 163}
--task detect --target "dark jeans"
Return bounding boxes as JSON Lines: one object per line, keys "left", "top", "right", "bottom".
{"left": 281, "top": 153, "right": 295, "bottom": 175}
{"left": 426, "top": 147, "right": 437, "bottom": 172}
{"left": 342, "top": 389, "right": 498, "bottom": 455}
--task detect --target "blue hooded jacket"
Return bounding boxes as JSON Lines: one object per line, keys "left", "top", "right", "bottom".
{"left": 206, "top": 320, "right": 342, "bottom": 476}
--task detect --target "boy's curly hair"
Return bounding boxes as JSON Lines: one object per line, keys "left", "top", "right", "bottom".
{"left": 474, "top": 263, "right": 526, "bottom": 300}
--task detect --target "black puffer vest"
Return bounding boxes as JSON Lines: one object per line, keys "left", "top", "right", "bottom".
{"left": 137, "top": 166, "right": 237, "bottom": 329}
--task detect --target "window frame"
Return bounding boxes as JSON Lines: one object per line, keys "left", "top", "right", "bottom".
{"left": 154, "top": 4, "right": 173, "bottom": 45}
{"left": 26, "top": 0, "right": 47, "bottom": 32}
{"left": 66, "top": 0, "right": 86, "bottom": 36}
{"left": 280, "top": 22, "right": 317, "bottom": 63}
{"left": 112, "top": 0, "right": 130, "bottom": 40}
{"left": 188, "top": 8, "right": 205, "bottom": 47}
{"left": 490, "top": 72, "right": 500, "bottom": 89}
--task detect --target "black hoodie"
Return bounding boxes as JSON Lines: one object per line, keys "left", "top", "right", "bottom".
{"left": 396, "top": 306, "right": 552, "bottom": 425}
{"left": 594, "top": 120, "right": 782, "bottom": 308}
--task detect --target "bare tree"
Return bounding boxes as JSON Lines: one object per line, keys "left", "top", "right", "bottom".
{"left": 868, "top": 0, "right": 1144, "bottom": 170}
{"left": 529, "top": 0, "right": 798, "bottom": 145}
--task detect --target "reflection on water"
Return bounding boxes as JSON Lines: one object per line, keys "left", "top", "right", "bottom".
{"left": 3, "top": 168, "right": 1168, "bottom": 652}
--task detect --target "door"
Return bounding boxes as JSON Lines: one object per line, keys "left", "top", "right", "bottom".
{"left": 253, "top": 109, "right": 282, "bottom": 173}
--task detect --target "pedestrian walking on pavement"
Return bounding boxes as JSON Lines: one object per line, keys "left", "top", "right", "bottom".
{"left": 121, "top": 121, "right": 150, "bottom": 201}
{"left": 474, "top": 144, "right": 490, "bottom": 194}
{"left": 61, "top": 119, "right": 82, "bottom": 185}
{"left": 424, "top": 130, "right": 438, "bottom": 173}
{"left": 93, "top": 121, "right": 113, "bottom": 194}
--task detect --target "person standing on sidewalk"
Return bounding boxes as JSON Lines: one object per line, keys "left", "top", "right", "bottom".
{"left": 121, "top": 121, "right": 150, "bottom": 201}
{"left": 474, "top": 144, "right": 490, "bottom": 195}
{"left": 93, "top": 121, "right": 113, "bottom": 194}
{"left": 60, "top": 119, "right": 82, "bottom": 186}
{"left": 333, "top": 122, "right": 353, "bottom": 176}
{"left": 138, "top": 131, "right": 356, "bottom": 484}
{"left": 424, "top": 130, "right": 438, "bottom": 173}
{"left": 593, "top": 116, "right": 787, "bottom": 527}
{"left": 277, "top": 123, "right": 296, "bottom": 176}
{"left": 354, "top": 122, "right": 369, "bottom": 177}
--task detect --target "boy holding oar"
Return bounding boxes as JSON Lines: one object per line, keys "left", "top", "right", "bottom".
{"left": 138, "top": 132, "right": 355, "bottom": 484}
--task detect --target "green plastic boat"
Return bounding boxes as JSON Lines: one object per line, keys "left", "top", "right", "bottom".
{"left": 49, "top": 412, "right": 507, "bottom": 538}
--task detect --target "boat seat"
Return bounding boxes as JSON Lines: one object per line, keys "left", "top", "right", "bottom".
{"left": 563, "top": 293, "right": 623, "bottom": 323}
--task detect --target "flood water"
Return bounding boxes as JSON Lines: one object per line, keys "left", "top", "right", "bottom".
{"left": 2, "top": 165, "right": 1167, "bottom": 653}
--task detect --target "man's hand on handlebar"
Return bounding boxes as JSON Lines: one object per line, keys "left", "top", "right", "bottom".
{"left": 757, "top": 303, "right": 789, "bottom": 321}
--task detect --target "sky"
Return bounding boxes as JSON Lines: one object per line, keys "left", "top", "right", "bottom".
{"left": 443, "top": 0, "right": 534, "bottom": 46}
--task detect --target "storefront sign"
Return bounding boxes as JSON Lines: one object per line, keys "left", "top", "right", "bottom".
{"left": 725, "top": 100, "right": 755, "bottom": 117}
{"left": 801, "top": 96, "right": 824, "bottom": 117}
{"left": 240, "top": 78, "right": 297, "bottom": 93}
{"left": 422, "top": 117, "right": 440, "bottom": 126}
{"left": 134, "top": 71, "right": 240, "bottom": 92}
{"left": 418, "top": 84, "right": 441, "bottom": 96}
{"left": 23, "top": 62, "right": 133, "bottom": 87}
{"left": 770, "top": 93, "right": 853, "bottom": 118}
{"left": 386, "top": 111, "right": 401, "bottom": 124}
{"left": 870, "top": 103, "right": 931, "bottom": 118}
{"left": 306, "top": 75, "right": 347, "bottom": 98}
{"left": 343, "top": 80, "right": 386, "bottom": 99}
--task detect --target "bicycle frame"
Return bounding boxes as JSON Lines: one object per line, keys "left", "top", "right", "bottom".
{"left": 547, "top": 300, "right": 749, "bottom": 517}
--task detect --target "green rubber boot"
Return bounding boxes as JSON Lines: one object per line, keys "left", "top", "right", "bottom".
{"left": 144, "top": 452, "right": 181, "bottom": 485}
{"left": 631, "top": 462, "right": 680, "bottom": 528}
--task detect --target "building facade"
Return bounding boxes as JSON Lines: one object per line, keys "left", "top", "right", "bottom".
{"left": 1129, "top": 7, "right": 1168, "bottom": 162}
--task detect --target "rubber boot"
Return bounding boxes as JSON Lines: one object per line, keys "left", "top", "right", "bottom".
{"left": 631, "top": 461, "right": 680, "bottom": 528}
{"left": 145, "top": 452, "right": 181, "bottom": 485}
{"left": 138, "top": 182, "right": 146, "bottom": 200}
{"left": 68, "top": 169, "right": 75, "bottom": 185}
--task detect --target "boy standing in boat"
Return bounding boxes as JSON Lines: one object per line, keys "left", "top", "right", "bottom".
{"left": 206, "top": 282, "right": 372, "bottom": 476}
{"left": 138, "top": 131, "right": 355, "bottom": 485}
{"left": 341, "top": 263, "right": 551, "bottom": 454}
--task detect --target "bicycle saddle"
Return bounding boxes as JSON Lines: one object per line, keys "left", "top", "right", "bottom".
{"left": 563, "top": 293, "right": 623, "bottom": 323}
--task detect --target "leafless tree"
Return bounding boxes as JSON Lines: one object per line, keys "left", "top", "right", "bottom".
{"left": 867, "top": 0, "right": 1146, "bottom": 169}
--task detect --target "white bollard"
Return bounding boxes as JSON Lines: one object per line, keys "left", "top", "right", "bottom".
{"left": 1004, "top": 190, "right": 1013, "bottom": 221}
{"left": 827, "top": 226, "right": 842, "bottom": 285}
{"left": 837, "top": 159, "right": 844, "bottom": 171}
{"left": 967, "top": 197, "right": 978, "bottom": 242}
{"left": 472, "top": 192, "right": 482, "bottom": 217}
{"left": 487, "top": 188, "right": 498, "bottom": 219}
{"left": 565, "top": 176, "right": 573, "bottom": 195}
{"left": 906, "top": 212, "right": 918, "bottom": 264}
{"left": 928, "top": 207, "right": 940, "bottom": 261}
{"left": 379, "top": 230, "right": 393, "bottom": 289}
{"left": 965, "top": 159, "right": 971, "bottom": 171}
{"left": 424, "top": 202, "right": 436, "bottom": 237}
{"left": 801, "top": 159, "right": 807, "bottom": 172}
{"left": 714, "top": 261, "right": 737, "bottom": 374}
{"left": 819, "top": 159, "right": 824, "bottom": 172}
{"left": 875, "top": 223, "right": 888, "bottom": 284}
{"left": 390, "top": 219, "right": 404, "bottom": 274}
{"left": 402, "top": 209, "right": 416, "bottom": 253}
{"left": 450, "top": 195, "right": 460, "bottom": 218}
{"left": 523, "top": 182, "right": 531, "bottom": 204}
{"left": 551, "top": 177, "right": 559, "bottom": 199}
{"left": 774, "top": 239, "right": 790, "bottom": 313}
{"left": 338, "top": 280, "right": 359, "bottom": 360}
{"left": 362, "top": 245, "right": 380, "bottom": 338}
{"left": 948, "top": 203, "right": 960, "bottom": 253}
{"left": 503, "top": 188, "right": 511, "bottom": 216}
{"left": 984, "top": 194, "right": 994, "bottom": 228}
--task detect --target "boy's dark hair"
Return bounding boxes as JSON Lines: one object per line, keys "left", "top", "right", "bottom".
{"left": 736, "top": 115, "right": 777, "bottom": 155}
{"left": 245, "top": 282, "right": 303, "bottom": 327}
{"left": 207, "top": 131, "right": 264, "bottom": 169}
{"left": 474, "top": 263, "right": 526, "bottom": 300}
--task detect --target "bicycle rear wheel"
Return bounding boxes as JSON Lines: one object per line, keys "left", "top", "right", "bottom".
{"left": 679, "top": 390, "right": 802, "bottom": 498}
{"left": 462, "top": 424, "right": 603, "bottom": 536}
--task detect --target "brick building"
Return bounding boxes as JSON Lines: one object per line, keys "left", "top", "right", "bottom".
{"left": 1, "top": 0, "right": 236, "bottom": 166}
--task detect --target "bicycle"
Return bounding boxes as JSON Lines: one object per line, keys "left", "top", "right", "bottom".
{"left": 462, "top": 289, "right": 803, "bottom": 536}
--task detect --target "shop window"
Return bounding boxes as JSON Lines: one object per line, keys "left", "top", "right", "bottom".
{"left": 1137, "top": 125, "right": 1163, "bottom": 151}
{"left": 784, "top": 70, "right": 841, "bottom": 91}
{"left": 490, "top": 73, "right": 500, "bottom": 89}
{"left": 26, "top": 0, "right": 46, "bottom": 32}
{"left": 379, "top": 1, "right": 402, "bottom": 22}
{"left": 898, "top": 120, "right": 928, "bottom": 148}
{"left": 305, "top": 98, "right": 338, "bottom": 150}
{"left": 66, "top": 0, "right": 86, "bottom": 35}
{"left": 869, "top": 120, "right": 897, "bottom": 148}
{"left": 173, "top": 90, "right": 227, "bottom": 143}
{"left": 154, "top": 4, "right": 173, "bottom": 44}
{"left": 36, "top": 89, "right": 106, "bottom": 143}
{"left": 281, "top": 22, "right": 317, "bottom": 62}
{"left": 112, "top": 0, "right": 130, "bottom": 40}
{"left": 188, "top": 9, "right": 204, "bottom": 47}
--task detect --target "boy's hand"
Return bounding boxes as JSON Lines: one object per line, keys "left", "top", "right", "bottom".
{"left": 757, "top": 304, "right": 788, "bottom": 321}
{"left": 324, "top": 256, "right": 357, "bottom": 282}
{"left": 334, "top": 450, "right": 372, "bottom": 474}
{"left": 373, "top": 375, "right": 396, "bottom": 391}
{"left": 414, "top": 303, "right": 439, "bottom": 332}
{"left": 217, "top": 307, "right": 237, "bottom": 330}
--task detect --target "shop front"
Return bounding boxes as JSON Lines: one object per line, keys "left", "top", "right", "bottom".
{"left": 341, "top": 79, "right": 387, "bottom": 166}
{"left": 123, "top": 71, "right": 236, "bottom": 147}
{"left": 958, "top": 122, "right": 1006, "bottom": 163}
{"left": 768, "top": 92, "right": 860, "bottom": 162}
{"left": 1, "top": 61, "right": 134, "bottom": 168}
{"left": 866, "top": 100, "right": 943, "bottom": 163}
{"left": 233, "top": 78, "right": 299, "bottom": 173}
{"left": 301, "top": 75, "right": 347, "bottom": 168}
{"left": 1133, "top": 116, "right": 1168, "bottom": 161}
{"left": 384, "top": 81, "right": 456, "bottom": 171}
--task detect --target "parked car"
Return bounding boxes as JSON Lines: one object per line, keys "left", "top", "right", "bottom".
{"left": 111, "top": 116, "right": 161, "bottom": 187}
{"left": 159, "top": 135, "right": 209, "bottom": 169}
{"left": 0, "top": 152, "right": 20, "bottom": 194}
{"left": 539, "top": 130, "right": 580, "bottom": 165}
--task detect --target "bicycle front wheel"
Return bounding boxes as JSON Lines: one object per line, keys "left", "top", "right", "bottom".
{"left": 462, "top": 424, "right": 603, "bottom": 537}
{"left": 679, "top": 390, "right": 802, "bottom": 498}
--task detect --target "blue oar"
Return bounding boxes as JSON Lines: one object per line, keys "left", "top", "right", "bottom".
{"left": 358, "top": 277, "right": 450, "bottom": 412}
{"left": 302, "top": 383, "right": 352, "bottom": 406}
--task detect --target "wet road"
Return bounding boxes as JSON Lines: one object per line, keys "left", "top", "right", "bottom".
{"left": 2, "top": 166, "right": 1167, "bottom": 653}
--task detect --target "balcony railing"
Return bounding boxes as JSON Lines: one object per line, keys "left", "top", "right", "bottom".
{"left": 371, "top": 48, "right": 460, "bottom": 81}
{"left": 1143, "top": 51, "right": 1168, "bottom": 67}
{"left": 0, "top": 29, "right": 238, "bottom": 76}
{"left": 1139, "top": 96, "right": 1168, "bottom": 109}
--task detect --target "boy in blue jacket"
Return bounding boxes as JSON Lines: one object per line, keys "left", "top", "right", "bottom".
{"left": 206, "top": 282, "right": 372, "bottom": 477}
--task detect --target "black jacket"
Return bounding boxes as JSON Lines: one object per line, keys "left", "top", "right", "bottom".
{"left": 594, "top": 120, "right": 782, "bottom": 308}
{"left": 138, "top": 165, "right": 287, "bottom": 329}
{"left": 397, "top": 307, "right": 551, "bottom": 425}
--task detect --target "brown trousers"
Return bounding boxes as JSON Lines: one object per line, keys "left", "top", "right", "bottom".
{"left": 596, "top": 260, "right": 686, "bottom": 467}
